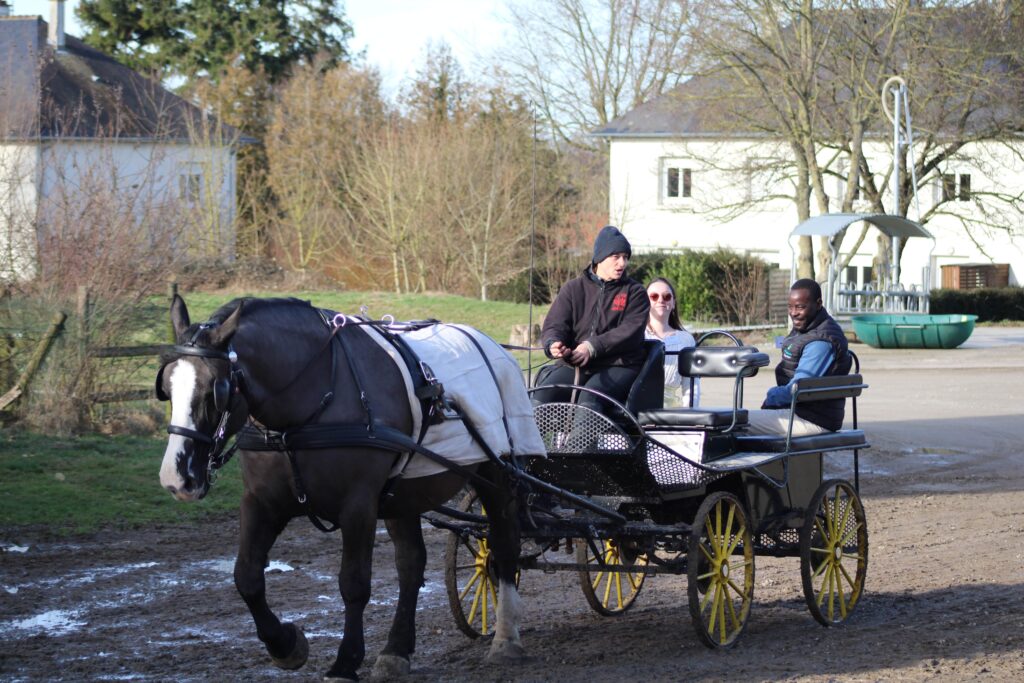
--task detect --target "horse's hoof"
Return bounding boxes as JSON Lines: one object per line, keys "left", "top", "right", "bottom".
{"left": 486, "top": 638, "right": 526, "bottom": 662}
{"left": 270, "top": 623, "right": 309, "bottom": 670}
{"left": 371, "top": 653, "right": 411, "bottom": 679}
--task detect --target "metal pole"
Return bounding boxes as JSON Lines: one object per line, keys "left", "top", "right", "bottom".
{"left": 892, "top": 85, "right": 902, "bottom": 286}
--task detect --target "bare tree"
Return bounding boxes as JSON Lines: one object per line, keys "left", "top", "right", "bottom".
{"left": 500, "top": 0, "right": 708, "bottom": 147}
{"left": 265, "top": 61, "right": 386, "bottom": 275}
{"left": 687, "top": 0, "right": 1024, "bottom": 281}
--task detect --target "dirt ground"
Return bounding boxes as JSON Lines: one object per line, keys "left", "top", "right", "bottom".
{"left": 2, "top": 334, "right": 1024, "bottom": 682}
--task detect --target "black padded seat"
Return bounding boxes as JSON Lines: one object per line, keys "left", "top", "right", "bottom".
{"left": 639, "top": 407, "right": 749, "bottom": 429}
{"left": 734, "top": 429, "right": 866, "bottom": 453}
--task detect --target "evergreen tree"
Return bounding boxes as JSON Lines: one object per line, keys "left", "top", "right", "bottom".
{"left": 76, "top": 0, "right": 352, "bottom": 83}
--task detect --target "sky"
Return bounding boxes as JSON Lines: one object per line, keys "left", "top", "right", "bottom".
{"left": 13, "top": 0, "right": 509, "bottom": 96}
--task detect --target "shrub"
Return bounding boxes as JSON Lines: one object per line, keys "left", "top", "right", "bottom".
{"left": 632, "top": 249, "right": 769, "bottom": 323}
{"left": 929, "top": 287, "right": 1024, "bottom": 321}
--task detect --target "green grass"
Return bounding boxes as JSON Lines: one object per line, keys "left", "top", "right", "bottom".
{"left": 0, "top": 431, "right": 244, "bottom": 533}
{"left": 1, "top": 290, "right": 549, "bottom": 534}
{"left": 163, "top": 289, "right": 547, "bottom": 345}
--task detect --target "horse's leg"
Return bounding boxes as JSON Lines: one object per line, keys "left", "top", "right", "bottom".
{"left": 474, "top": 466, "right": 526, "bottom": 661}
{"left": 325, "top": 505, "right": 378, "bottom": 681}
{"left": 371, "top": 515, "right": 425, "bottom": 678}
{"left": 234, "top": 492, "right": 308, "bottom": 670}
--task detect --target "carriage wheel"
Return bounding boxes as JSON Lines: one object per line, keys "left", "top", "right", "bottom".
{"left": 800, "top": 479, "right": 868, "bottom": 626}
{"left": 687, "top": 491, "right": 754, "bottom": 648}
{"left": 444, "top": 490, "right": 518, "bottom": 638}
{"left": 577, "top": 538, "right": 648, "bottom": 616}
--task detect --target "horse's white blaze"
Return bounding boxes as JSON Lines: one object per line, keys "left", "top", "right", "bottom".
{"left": 160, "top": 361, "right": 198, "bottom": 493}
{"left": 493, "top": 579, "right": 522, "bottom": 645}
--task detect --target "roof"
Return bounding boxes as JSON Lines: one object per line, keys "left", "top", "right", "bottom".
{"left": 789, "top": 213, "right": 934, "bottom": 241}
{"left": 592, "top": 9, "right": 1024, "bottom": 140}
{"left": 0, "top": 16, "right": 242, "bottom": 143}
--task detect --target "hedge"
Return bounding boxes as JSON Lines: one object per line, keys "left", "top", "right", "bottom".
{"left": 929, "top": 287, "right": 1024, "bottom": 322}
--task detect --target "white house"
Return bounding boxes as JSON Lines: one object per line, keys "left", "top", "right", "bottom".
{"left": 593, "top": 80, "right": 1024, "bottom": 298}
{"left": 1, "top": 1, "right": 242, "bottom": 281}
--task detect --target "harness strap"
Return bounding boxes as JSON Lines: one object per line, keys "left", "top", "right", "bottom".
{"left": 333, "top": 325, "right": 374, "bottom": 433}
{"left": 285, "top": 448, "right": 340, "bottom": 533}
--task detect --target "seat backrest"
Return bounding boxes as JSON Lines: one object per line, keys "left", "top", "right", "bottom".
{"left": 625, "top": 339, "right": 665, "bottom": 414}
{"left": 793, "top": 374, "right": 866, "bottom": 402}
{"left": 678, "top": 346, "right": 770, "bottom": 378}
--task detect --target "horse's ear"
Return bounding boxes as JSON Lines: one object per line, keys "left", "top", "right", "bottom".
{"left": 170, "top": 294, "right": 190, "bottom": 340}
{"left": 209, "top": 301, "right": 243, "bottom": 348}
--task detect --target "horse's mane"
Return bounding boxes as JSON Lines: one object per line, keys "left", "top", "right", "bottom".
{"left": 163, "top": 297, "right": 321, "bottom": 364}
{"left": 208, "top": 297, "right": 316, "bottom": 325}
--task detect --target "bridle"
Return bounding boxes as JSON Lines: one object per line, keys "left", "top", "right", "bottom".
{"left": 156, "top": 323, "right": 244, "bottom": 480}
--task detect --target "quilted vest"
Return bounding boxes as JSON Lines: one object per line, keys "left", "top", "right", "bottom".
{"left": 775, "top": 308, "right": 852, "bottom": 431}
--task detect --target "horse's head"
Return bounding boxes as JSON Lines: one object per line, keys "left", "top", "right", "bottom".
{"left": 157, "top": 295, "right": 249, "bottom": 501}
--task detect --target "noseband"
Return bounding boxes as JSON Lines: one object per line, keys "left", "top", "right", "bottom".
{"left": 158, "top": 323, "right": 244, "bottom": 478}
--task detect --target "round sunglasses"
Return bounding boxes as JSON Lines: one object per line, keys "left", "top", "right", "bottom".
{"left": 648, "top": 291, "right": 673, "bottom": 302}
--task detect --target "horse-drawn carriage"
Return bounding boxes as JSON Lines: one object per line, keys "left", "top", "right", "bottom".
{"left": 435, "top": 336, "right": 869, "bottom": 648}
{"left": 155, "top": 296, "right": 868, "bottom": 679}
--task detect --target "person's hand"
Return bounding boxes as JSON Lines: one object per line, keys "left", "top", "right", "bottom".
{"left": 569, "top": 343, "right": 592, "bottom": 367}
{"left": 549, "top": 341, "right": 568, "bottom": 359}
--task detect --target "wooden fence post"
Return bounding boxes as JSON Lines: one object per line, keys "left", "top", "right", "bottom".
{"left": 0, "top": 312, "right": 67, "bottom": 411}
{"left": 77, "top": 285, "right": 90, "bottom": 359}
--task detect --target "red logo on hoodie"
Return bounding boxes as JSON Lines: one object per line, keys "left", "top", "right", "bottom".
{"left": 611, "top": 292, "right": 627, "bottom": 312}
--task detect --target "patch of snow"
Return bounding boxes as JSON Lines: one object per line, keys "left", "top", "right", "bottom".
{"left": 0, "top": 543, "right": 29, "bottom": 553}
{"left": 4, "top": 609, "right": 86, "bottom": 636}
{"left": 266, "top": 561, "right": 294, "bottom": 573}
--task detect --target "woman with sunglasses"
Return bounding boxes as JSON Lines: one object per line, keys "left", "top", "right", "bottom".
{"left": 645, "top": 278, "right": 700, "bottom": 407}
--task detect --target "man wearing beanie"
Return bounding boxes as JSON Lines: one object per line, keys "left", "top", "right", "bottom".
{"left": 534, "top": 225, "right": 650, "bottom": 414}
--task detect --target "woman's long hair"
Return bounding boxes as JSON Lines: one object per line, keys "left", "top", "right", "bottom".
{"left": 647, "top": 277, "right": 685, "bottom": 332}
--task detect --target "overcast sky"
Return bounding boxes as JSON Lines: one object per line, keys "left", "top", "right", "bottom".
{"left": 14, "top": 0, "right": 509, "bottom": 96}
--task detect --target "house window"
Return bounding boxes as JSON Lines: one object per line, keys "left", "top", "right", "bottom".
{"left": 958, "top": 173, "right": 971, "bottom": 201}
{"left": 939, "top": 172, "right": 971, "bottom": 202}
{"left": 662, "top": 160, "right": 693, "bottom": 202}
{"left": 667, "top": 166, "right": 691, "bottom": 198}
{"left": 941, "top": 174, "right": 956, "bottom": 201}
{"left": 179, "top": 173, "right": 202, "bottom": 203}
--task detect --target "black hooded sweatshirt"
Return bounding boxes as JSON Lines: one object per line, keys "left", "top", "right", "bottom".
{"left": 541, "top": 267, "right": 650, "bottom": 369}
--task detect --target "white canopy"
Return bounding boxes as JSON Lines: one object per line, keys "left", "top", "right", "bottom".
{"left": 790, "top": 213, "right": 934, "bottom": 241}
{"left": 789, "top": 213, "right": 936, "bottom": 314}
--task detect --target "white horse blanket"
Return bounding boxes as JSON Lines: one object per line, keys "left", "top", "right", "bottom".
{"left": 360, "top": 322, "right": 546, "bottom": 479}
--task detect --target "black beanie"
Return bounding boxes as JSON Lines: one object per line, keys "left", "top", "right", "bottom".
{"left": 592, "top": 225, "right": 631, "bottom": 265}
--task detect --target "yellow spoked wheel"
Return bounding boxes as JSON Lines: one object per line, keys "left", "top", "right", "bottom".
{"left": 800, "top": 479, "right": 868, "bottom": 626}
{"left": 577, "top": 538, "right": 648, "bottom": 616}
{"left": 444, "top": 491, "right": 518, "bottom": 638}
{"left": 687, "top": 492, "right": 754, "bottom": 648}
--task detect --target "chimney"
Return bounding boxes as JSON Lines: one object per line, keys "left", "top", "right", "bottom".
{"left": 48, "top": 1, "right": 66, "bottom": 50}
{"left": 0, "top": 1, "right": 11, "bottom": 18}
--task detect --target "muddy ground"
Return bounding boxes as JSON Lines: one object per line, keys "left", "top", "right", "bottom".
{"left": 2, "top": 336, "right": 1024, "bottom": 682}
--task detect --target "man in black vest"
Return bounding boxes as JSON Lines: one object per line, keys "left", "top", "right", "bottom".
{"left": 746, "top": 279, "right": 852, "bottom": 435}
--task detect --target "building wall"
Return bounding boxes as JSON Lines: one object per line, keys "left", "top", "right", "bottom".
{"left": 37, "top": 140, "right": 237, "bottom": 261}
{"left": 0, "top": 142, "right": 40, "bottom": 280}
{"left": 609, "top": 137, "right": 1024, "bottom": 288}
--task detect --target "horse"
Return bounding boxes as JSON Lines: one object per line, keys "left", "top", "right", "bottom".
{"left": 156, "top": 295, "right": 525, "bottom": 680}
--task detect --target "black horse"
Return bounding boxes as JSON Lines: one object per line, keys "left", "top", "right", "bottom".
{"left": 156, "top": 295, "right": 524, "bottom": 680}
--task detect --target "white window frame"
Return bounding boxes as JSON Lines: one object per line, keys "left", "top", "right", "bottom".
{"left": 934, "top": 170, "right": 972, "bottom": 203}
{"left": 660, "top": 158, "right": 693, "bottom": 205}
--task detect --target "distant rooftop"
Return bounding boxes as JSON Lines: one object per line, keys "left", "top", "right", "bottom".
{"left": 0, "top": 15, "right": 241, "bottom": 142}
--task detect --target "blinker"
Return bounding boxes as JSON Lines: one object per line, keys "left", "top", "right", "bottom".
{"left": 155, "top": 364, "right": 170, "bottom": 401}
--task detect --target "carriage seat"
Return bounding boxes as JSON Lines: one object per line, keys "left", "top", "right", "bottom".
{"left": 734, "top": 429, "right": 866, "bottom": 453}
{"left": 732, "top": 373, "right": 868, "bottom": 454}
{"left": 638, "top": 407, "right": 748, "bottom": 429}
{"left": 624, "top": 339, "right": 666, "bottom": 414}
{"left": 635, "top": 346, "right": 768, "bottom": 432}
